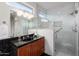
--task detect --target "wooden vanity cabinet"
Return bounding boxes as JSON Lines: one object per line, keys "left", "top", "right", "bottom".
{"left": 17, "top": 37, "right": 45, "bottom": 56}
{"left": 17, "top": 44, "right": 31, "bottom": 56}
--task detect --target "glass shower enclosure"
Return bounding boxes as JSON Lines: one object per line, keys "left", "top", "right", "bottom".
{"left": 53, "top": 2, "right": 79, "bottom": 55}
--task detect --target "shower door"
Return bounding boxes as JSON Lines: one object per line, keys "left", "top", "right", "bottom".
{"left": 76, "top": 12, "right": 79, "bottom": 56}
{"left": 54, "top": 16, "right": 77, "bottom": 56}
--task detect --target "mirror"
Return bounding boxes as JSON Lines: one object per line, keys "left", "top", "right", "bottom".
{"left": 10, "top": 11, "right": 29, "bottom": 37}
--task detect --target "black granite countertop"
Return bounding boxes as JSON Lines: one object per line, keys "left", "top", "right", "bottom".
{"left": 10, "top": 36, "right": 44, "bottom": 48}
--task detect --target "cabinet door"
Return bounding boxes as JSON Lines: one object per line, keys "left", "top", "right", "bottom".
{"left": 17, "top": 44, "right": 31, "bottom": 56}
{"left": 38, "top": 38, "right": 45, "bottom": 49}
{"left": 30, "top": 41, "right": 38, "bottom": 56}
{"left": 37, "top": 38, "right": 45, "bottom": 55}
{"left": 30, "top": 38, "right": 45, "bottom": 56}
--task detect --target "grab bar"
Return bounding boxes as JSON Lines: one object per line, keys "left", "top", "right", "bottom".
{"left": 54, "top": 27, "right": 63, "bottom": 33}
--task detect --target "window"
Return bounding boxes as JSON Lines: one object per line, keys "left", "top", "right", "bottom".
{"left": 6, "top": 2, "right": 33, "bottom": 14}
{"left": 38, "top": 13, "right": 48, "bottom": 22}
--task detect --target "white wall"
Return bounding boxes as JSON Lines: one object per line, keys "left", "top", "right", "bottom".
{"left": 0, "top": 3, "right": 10, "bottom": 39}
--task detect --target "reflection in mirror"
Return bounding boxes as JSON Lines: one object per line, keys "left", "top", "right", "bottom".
{"left": 7, "top": 2, "right": 34, "bottom": 37}
{"left": 10, "top": 10, "right": 29, "bottom": 37}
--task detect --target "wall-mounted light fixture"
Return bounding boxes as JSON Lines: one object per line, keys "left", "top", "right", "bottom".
{"left": 23, "top": 12, "right": 34, "bottom": 19}
{"left": 6, "top": 2, "right": 34, "bottom": 20}
{"left": 13, "top": 9, "right": 34, "bottom": 19}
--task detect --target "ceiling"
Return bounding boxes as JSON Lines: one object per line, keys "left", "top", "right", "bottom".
{"left": 36, "top": 2, "right": 75, "bottom": 15}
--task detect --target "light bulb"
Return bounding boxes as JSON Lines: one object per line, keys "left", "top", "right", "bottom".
{"left": 28, "top": 14, "right": 34, "bottom": 19}
{"left": 16, "top": 9, "right": 23, "bottom": 16}
{"left": 23, "top": 12, "right": 29, "bottom": 17}
{"left": 23, "top": 12, "right": 34, "bottom": 19}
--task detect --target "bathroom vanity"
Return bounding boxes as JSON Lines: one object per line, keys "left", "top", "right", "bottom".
{"left": 11, "top": 36, "right": 45, "bottom": 56}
